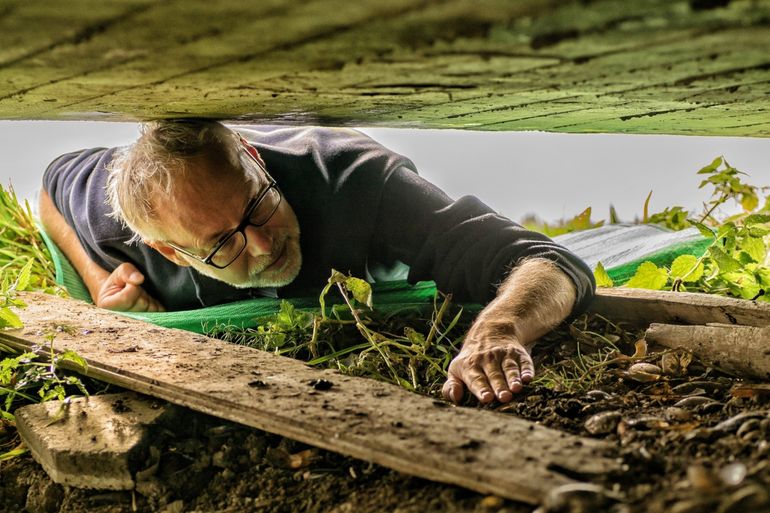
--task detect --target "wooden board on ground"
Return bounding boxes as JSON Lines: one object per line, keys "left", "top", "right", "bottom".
{"left": 1, "top": 292, "right": 619, "bottom": 505}
{"left": 646, "top": 323, "right": 770, "bottom": 380}
{"left": 589, "top": 288, "right": 770, "bottom": 329}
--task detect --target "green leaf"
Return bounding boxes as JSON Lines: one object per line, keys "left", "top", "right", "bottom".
{"left": 670, "top": 255, "right": 704, "bottom": 283}
{"left": 740, "top": 237, "right": 766, "bottom": 264}
{"left": 626, "top": 262, "right": 669, "bottom": 290}
{"left": 642, "top": 191, "right": 652, "bottom": 223}
{"left": 741, "top": 192, "right": 759, "bottom": 213}
{"left": 749, "top": 226, "right": 770, "bottom": 238}
{"left": 716, "top": 222, "right": 737, "bottom": 240}
{"left": 13, "top": 259, "right": 33, "bottom": 292}
{"left": 754, "top": 267, "right": 770, "bottom": 287}
{"left": 0, "top": 308, "right": 23, "bottom": 330}
{"left": 344, "top": 277, "right": 373, "bottom": 308}
{"left": 723, "top": 271, "right": 762, "bottom": 300}
{"left": 688, "top": 220, "right": 716, "bottom": 240}
{"left": 327, "top": 269, "right": 347, "bottom": 285}
{"left": 708, "top": 246, "right": 743, "bottom": 273}
{"left": 593, "top": 262, "right": 614, "bottom": 288}
{"left": 57, "top": 350, "right": 88, "bottom": 371}
{"left": 404, "top": 327, "right": 426, "bottom": 346}
{"left": 744, "top": 214, "right": 770, "bottom": 226}
{"left": 697, "top": 156, "right": 723, "bottom": 175}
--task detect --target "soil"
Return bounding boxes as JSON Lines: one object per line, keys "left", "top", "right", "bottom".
{"left": 3, "top": 316, "right": 770, "bottom": 513}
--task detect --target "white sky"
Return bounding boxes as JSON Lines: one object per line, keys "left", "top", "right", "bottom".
{"left": 2, "top": 120, "right": 769, "bottom": 223}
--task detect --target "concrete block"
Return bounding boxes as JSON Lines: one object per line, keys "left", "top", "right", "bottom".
{"left": 14, "top": 392, "right": 171, "bottom": 490}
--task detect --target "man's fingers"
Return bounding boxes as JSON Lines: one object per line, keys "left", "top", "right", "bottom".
{"left": 442, "top": 376, "right": 464, "bottom": 403}
{"left": 502, "top": 358, "right": 523, "bottom": 393}
{"left": 464, "top": 368, "right": 496, "bottom": 404}
{"left": 518, "top": 350, "right": 535, "bottom": 383}
{"left": 483, "top": 363, "right": 512, "bottom": 403}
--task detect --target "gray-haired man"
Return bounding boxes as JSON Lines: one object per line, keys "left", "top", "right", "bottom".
{"left": 40, "top": 120, "right": 595, "bottom": 404}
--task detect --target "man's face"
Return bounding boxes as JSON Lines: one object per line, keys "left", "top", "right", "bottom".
{"left": 149, "top": 151, "right": 302, "bottom": 289}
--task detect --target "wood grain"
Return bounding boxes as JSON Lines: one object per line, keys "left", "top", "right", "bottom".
{"left": 1, "top": 292, "right": 619, "bottom": 504}
{"left": 589, "top": 288, "right": 770, "bottom": 328}
{"left": 646, "top": 323, "right": 770, "bottom": 379}
{"left": 0, "top": 0, "right": 767, "bottom": 136}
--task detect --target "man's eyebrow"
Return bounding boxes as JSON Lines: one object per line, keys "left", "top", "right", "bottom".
{"left": 197, "top": 187, "right": 258, "bottom": 248}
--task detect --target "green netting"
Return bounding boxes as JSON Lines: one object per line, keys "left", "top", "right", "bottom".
{"left": 40, "top": 223, "right": 709, "bottom": 334}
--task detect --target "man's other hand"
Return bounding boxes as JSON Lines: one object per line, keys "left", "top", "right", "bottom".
{"left": 442, "top": 321, "right": 533, "bottom": 404}
{"left": 96, "top": 262, "right": 165, "bottom": 312}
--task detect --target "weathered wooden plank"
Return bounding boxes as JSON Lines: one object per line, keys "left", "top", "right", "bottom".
{"left": 0, "top": 292, "right": 619, "bottom": 504}
{"left": 0, "top": 0, "right": 768, "bottom": 137}
{"left": 646, "top": 323, "right": 770, "bottom": 379}
{"left": 588, "top": 288, "right": 770, "bottom": 328}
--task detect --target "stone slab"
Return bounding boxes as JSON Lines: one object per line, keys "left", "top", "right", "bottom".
{"left": 14, "top": 392, "right": 171, "bottom": 490}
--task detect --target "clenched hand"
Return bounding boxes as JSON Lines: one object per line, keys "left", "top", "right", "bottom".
{"left": 96, "top": 262, "right": 165, "bottom": 312}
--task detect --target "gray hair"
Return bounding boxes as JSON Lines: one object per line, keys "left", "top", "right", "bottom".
{"left": 106, "top": 120, "right": 259, "bottom": 242}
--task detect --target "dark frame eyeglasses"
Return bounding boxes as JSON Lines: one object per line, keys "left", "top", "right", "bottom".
{"left": 166, "top": 145, "right": 282, "bottom": 269}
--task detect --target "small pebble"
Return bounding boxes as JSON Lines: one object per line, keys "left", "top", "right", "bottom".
{"left": 480, "top": 495, "right": 504, "bottom": 509}
{"left": 719, "top": 462, "right": 747, "bottom": 487}
{"left": 585, "top": 411, "right": 622, "bottom": 435}
{"left": 663, "top": 407, "right": 693, "bottom": 422}
{"left": 675, "top": 396, "right": 715, "bottom": 409}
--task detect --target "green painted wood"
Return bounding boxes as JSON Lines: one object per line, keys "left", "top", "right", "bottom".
{"left": 0, "top": 0, "right": 768, "bottom": 136}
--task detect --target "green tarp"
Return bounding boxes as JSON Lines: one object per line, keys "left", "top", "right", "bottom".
{"left": 40, "top": 224, "right": 710, "bottom": 334}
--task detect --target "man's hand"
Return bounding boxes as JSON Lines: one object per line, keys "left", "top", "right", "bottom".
{"left": 442, "top": 258, "right": 577, "bottom": 404}
{"left": 96, "top": 262, "right": 165, "bottom": 312}
{"left": 442, "top": 322, "right": 534, "bottom": 404}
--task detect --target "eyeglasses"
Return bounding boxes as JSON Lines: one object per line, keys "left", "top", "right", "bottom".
{"left": 166, "top": 146, "right": 282, "bottom": 269}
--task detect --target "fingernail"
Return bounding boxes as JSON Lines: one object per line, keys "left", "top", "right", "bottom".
{"left": 129, "top": 272, "right": 142, "bottom": 282}
{"left": 510, "top": 380, "right": 522, "bottom": 391}
{"left": 480, "top": 391, "right": 493, "bottom": 402}
{"left": 498, "top": 391, "right": 513, "bottom": 402}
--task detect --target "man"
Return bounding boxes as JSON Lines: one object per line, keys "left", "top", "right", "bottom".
{"left": 40, "top": 120, "right": 595, "bottom": 405}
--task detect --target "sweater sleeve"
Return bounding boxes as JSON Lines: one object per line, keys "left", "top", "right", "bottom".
{"left": 372, "top": 166, "right": 595, "bottom": 315}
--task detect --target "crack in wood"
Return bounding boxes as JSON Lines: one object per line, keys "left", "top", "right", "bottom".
{"left": 0, "top": 3, "right": 153, "bottom": 69}
{"left": 0, "top": 57, "right": 142, "bottom": 103}
{"left": 37, "top": 0, "right": 442, "bottom": 116}
{"left": 674, "top": 61, "right": 770, "bottom": 86}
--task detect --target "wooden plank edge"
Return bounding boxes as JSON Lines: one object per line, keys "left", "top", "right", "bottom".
{"left": 645, "top": 323, "right": 770, "bottom": 380}
{"left": 589, "top": 288, "right": 770, "bottom": 328}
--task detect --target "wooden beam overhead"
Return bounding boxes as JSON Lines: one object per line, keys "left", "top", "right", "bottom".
{"left": 0, "top": 0, "right": 768, "bottom": 136}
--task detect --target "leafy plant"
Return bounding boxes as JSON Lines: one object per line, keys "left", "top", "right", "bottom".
{"left": 211, "top": 270, "right": 470, "bottom": 395}
{"left": 0, "top": 183, "right": 60, "bottom": 294}
{"left": 602, "top": 157, "right": 770, "bottom": 300}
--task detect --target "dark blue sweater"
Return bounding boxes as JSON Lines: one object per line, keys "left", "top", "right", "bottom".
{"left": 44, "top": 126, "right": 595, "bottom": 312}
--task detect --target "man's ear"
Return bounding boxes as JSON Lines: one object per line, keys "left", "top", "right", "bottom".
{"left": 145, "top": 240, "right": 191, "bottom": 267}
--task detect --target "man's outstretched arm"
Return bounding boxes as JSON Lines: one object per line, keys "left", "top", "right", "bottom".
{"left": 38, "top": 189, "right": 165, "bottom": 312}
{"left": 442, "top": 258, "right": 576, "bottom": 404}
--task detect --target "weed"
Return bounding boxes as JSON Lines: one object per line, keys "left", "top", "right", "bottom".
{"left": 0, "top": 183, "right": 60, "bottom": 295}
{"left": 598, "top": 157, "right": 770, "bottom": 300}
{"left": 210, "top": 270, "right": 471, "bottom": 396}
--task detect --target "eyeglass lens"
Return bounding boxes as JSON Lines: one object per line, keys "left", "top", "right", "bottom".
{"left": 208, "top": 187, "right": 281, "bottom": 268}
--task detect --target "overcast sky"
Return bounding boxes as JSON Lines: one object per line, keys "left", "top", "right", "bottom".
{"left": 2, "top": 120, "right": 769, "bottom": 223}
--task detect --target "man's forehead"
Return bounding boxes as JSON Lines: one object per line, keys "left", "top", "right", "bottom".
{"left": 152, "top": 167, "right": 257, "bottom": 248}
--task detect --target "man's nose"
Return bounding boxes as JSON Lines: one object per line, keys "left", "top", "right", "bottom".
{"left": 244, "top": 225, "right": 273, "bottom": 257}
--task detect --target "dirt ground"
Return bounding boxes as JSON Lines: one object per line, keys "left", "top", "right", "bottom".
{"left": 3, "top": 320, "right": 770, "bottom": 513}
